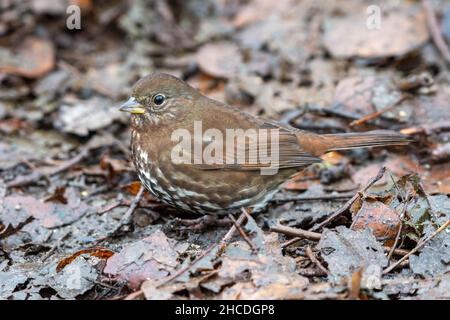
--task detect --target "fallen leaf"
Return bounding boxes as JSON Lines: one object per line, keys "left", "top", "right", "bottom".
{"left": 36, "top": 257, "right": 98, "bottom": 299}
{"left": 196, "top": 41, "right": 242, "bottom": 79}
{"left": 57, "top": 248, "right": 115, "bottom": 273}
{"left": 0, "top": 130, "right": 78, "bottom": 170}
{"left": 0, "top": 37, "right": 55, "bottom": 78}
{"left": 352, "top": 199, "right": 401, "bottom": 244}
{"left": 123, "top": 181, "right": 143, "bottom": 196}
{"left": 323, "top": 10, "right": 428, "bottom": 59}
{"left": 318, "top": 226, "right": 388, "bottom": 282}
{"left": 104, "top": 230, "right": 180, "bottom": 289}
{"left": 1, "top": 188, "right": 89, "bottom": 229}
{"left": 0, "top": 270, "right": 28, "bottom": 299}
{"left": 44, "top": 186, "right": 68, "bottom": 204}
{"left": 56, "top": 97, "right": 125, "bottom": 136}
{"left": 409, "top": 196, "right": 450, "bottom": 278}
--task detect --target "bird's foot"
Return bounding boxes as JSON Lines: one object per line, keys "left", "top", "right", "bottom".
{"left": 174, "top": 215, "right": 232, "bottom": 231}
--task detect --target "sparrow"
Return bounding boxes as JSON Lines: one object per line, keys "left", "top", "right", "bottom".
{"left": 120, "top": 73, "right": 411, "bottom": 215}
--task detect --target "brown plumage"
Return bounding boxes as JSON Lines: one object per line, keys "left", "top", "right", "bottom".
{"left": 120, "top": 73, "right": 411, "bottom": 215}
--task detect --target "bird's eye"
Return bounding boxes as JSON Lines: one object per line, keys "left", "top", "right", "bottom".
{"left": 153, "top": 94, "right": 165, "bottom": 106}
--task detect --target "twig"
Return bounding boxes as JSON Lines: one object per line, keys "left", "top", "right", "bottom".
{"left": 6, "top": 147, "right": 90, "bottom": 188}
{"left": 155, "top": 209, "right": 249, "bottom": 290}
{"left": 270, "top": 224, "right": 321, "bottom": 241}
{"left": 387, "top": 200, "right": 408, "bottom": 262}
{"left": 305, "top": 245, "right": 329, "bottom": 275}
{"left": 0, "top": 216, "right": 34, "bottom": 239}
{"left": 228, "top": 214, "right": 257, "bottom": 252}
{"left": 109, "top": 186, "right": 145, "bottom": 236}
{"left": 96, "top": 186, "right": 145, "bottom": 243}
{"left": 422, "top": 0, "right": 450, "bottom": 65}
{"left": 350, "top": 96, "right": 406, "bottom": 127}
{"left": 123, "top": 290, "right": 144, "bottom": 300}
{"left": 298, "top": 268, "right": 328, "bottom": 277}
{"left": 218, "top": 209, "right": 249, "bottom": 253}
{"left": 384, "top": 246, "right": 409, "bottom": 257}
{"left": 349, "top": 268, "right": 363, "bottom": 300}
{"left": 273, "top": 192, "right": 354, "bottom": 203}
{"left": 400, "top": 120, "right": 450, "bottom": 135}
{"left": 97, "top": 201, "right": 122, "bottom": 215}
{"left": 383, "top": 219, "right": 450, "bottom": 274}
{"left": 281, "top": 237, "right": 303, "bottom": 249}
{"left": 310, "top": 167, "right": 386, "bottom": 232}
{"left": 97, "top": 199, "right": 163, "bottom": 215}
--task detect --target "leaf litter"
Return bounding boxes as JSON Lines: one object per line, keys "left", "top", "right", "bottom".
{"left": 0, "top": 0, "right": 449, "bottom": 300}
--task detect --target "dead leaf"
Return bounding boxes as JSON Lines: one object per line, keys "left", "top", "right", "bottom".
{"left": 0, "top": 130, "right": 77, "bottom": 170}
{"left": 123, "top": 181, "right": 143, "bottom": 196}
{"left": 332, "top": 75, "right": 407, "bottom": 121}
{"left": 409, "top": 196, "right": 450, "bottom": 278}
{"left": 232, "top": 0, "right": 292, "bottom": 28}
{"left": 44, "top": 186, "right": 68, "bottom": 204}
{"left": 56, "top": 97, "right": 125, "bottom": 136}
{"left": 196, "top": 41, "right": 242, "bottom": 79}
{"left": 318, "top": 226, "right": 388, "bottom": 282}
{"left": 0, "top": 37, "right": 55, "bottom": 78}
{"left": 0, "top": 269, "right": 28, "bottom": 299}
{"left": 104, "top": 230, "right": 180, "bottom": 289}
{"left": 1, "top": 188, "right": 89, "bottom": 229}
{"left": 85, "top": 64, "right": 130, "bottom": 99}
{"left": 352, "top": 199, "right": 401, "bottom": 244}
{"left": 57, "top": 247, "right": 114, "bottom": 273}
{"left": 323, "top": 10, "right": 428, "bottom": 59}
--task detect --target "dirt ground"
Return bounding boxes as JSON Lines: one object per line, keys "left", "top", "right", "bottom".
{"left": 0, "top": 0, "right": 449, "bottom": 300}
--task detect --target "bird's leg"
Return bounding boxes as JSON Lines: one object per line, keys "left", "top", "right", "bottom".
{"left": 174, "top": 215, "right": 233, "bottom": 231}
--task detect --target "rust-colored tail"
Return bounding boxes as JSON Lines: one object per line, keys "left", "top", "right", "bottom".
{"left": 298, "top": 130, "right": 412, "bottom": 157}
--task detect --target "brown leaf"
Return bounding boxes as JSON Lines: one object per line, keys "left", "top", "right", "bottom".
{"left": 56, "top": 247, "right": 114, "bottom": 273}
{"left": 0, "top": 37, "right": 55, "bottom": 78}
{"left": 352, "top": 199, "right": 401, "bottom": 244}
{"left": 196, "top": 41, "right": 242, "bottom": 79}
{"left": 1, "top": 188, "right": 88, "bottom": 229}
{"left": 44, "top": 186, "right": 68, "bottom": 204}
{"left": 103, "top": 230, "right": 180, "bottom": 289}
{"left": 123, "top": 181, "right": 143, "bottom": 196}
{"left": 324, "top": 10, "right": 429, "bottom": 59}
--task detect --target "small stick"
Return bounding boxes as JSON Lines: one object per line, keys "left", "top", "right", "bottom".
{"left": 97, "top": 201, "right": 122, "bottom": 215}
{"left": 271, "top": 224, "right": 321, "bottom": 241}
{"left": 228, "top": 214, "right": 257, "bottom": 252}
{"left": 110, "top": 186, "right": 144, "bottom": 235}
{"left": 273, "top": 192, "right": 354, "bottom": 203}
{"left": 387, "top": 201, "right": 408, "bottom": 262}
{"left": 96, "top": 186, "right": 145, "bottom": 242}
{"left": 281, "top": 237, "right": 303, "bottom": 249}
{"left": 400, "top": 120, "right": 450, "bottom": 135}
{"left": 350, "top": 96, "right": 406, "bottom": 127}
{"left": 123, "top": 290, "right": 144, "bottom": 300}
{"left": 422, "top": 0, "right": 450, "bottom": 65}
{"left": 384, "top": 246, "right": 409, "bottom": 257}
{"left": 305, "top": 245, "right": 329, "bottom": 275}
{"left": 298, "top": 268, "right": 328, "bottom": 277}
{"left": 383, "top": 219, "right": 450, "bottom": 274}
{"left": 310, "top": 167, "right": 386, "bottom": 232}
{"left": 156, "top": 209, "right": 249, "bottom": 289}
{"left": 218, "top": 209, "right": 248, "bottom": 253}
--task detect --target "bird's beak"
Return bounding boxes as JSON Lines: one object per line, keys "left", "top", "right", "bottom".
{"left": 119, "top": 97, "right": 145, "bottom": 114}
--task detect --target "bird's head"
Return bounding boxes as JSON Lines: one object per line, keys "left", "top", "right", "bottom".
{"left": 120, "top": 73, "right": 199, "bottom": 128}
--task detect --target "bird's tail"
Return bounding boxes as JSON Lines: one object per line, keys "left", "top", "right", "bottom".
{"left": 297, "top": 130, "right": 412, "bottom": 156}
{"left": 322, "top": 130, "right": 412, "bottom": 152}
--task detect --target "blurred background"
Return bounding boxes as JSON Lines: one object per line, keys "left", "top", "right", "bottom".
{"left": 1, "top": 0, "right": 450, "bottom": 300}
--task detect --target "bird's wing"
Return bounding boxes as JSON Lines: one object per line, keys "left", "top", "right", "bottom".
{"left": 193, "top": 121, "right": 322, "bottom": 171}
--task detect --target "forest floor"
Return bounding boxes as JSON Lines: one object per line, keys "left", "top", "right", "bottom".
{"left": 0, "top": 0, "right": 449, "bottom": 300}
